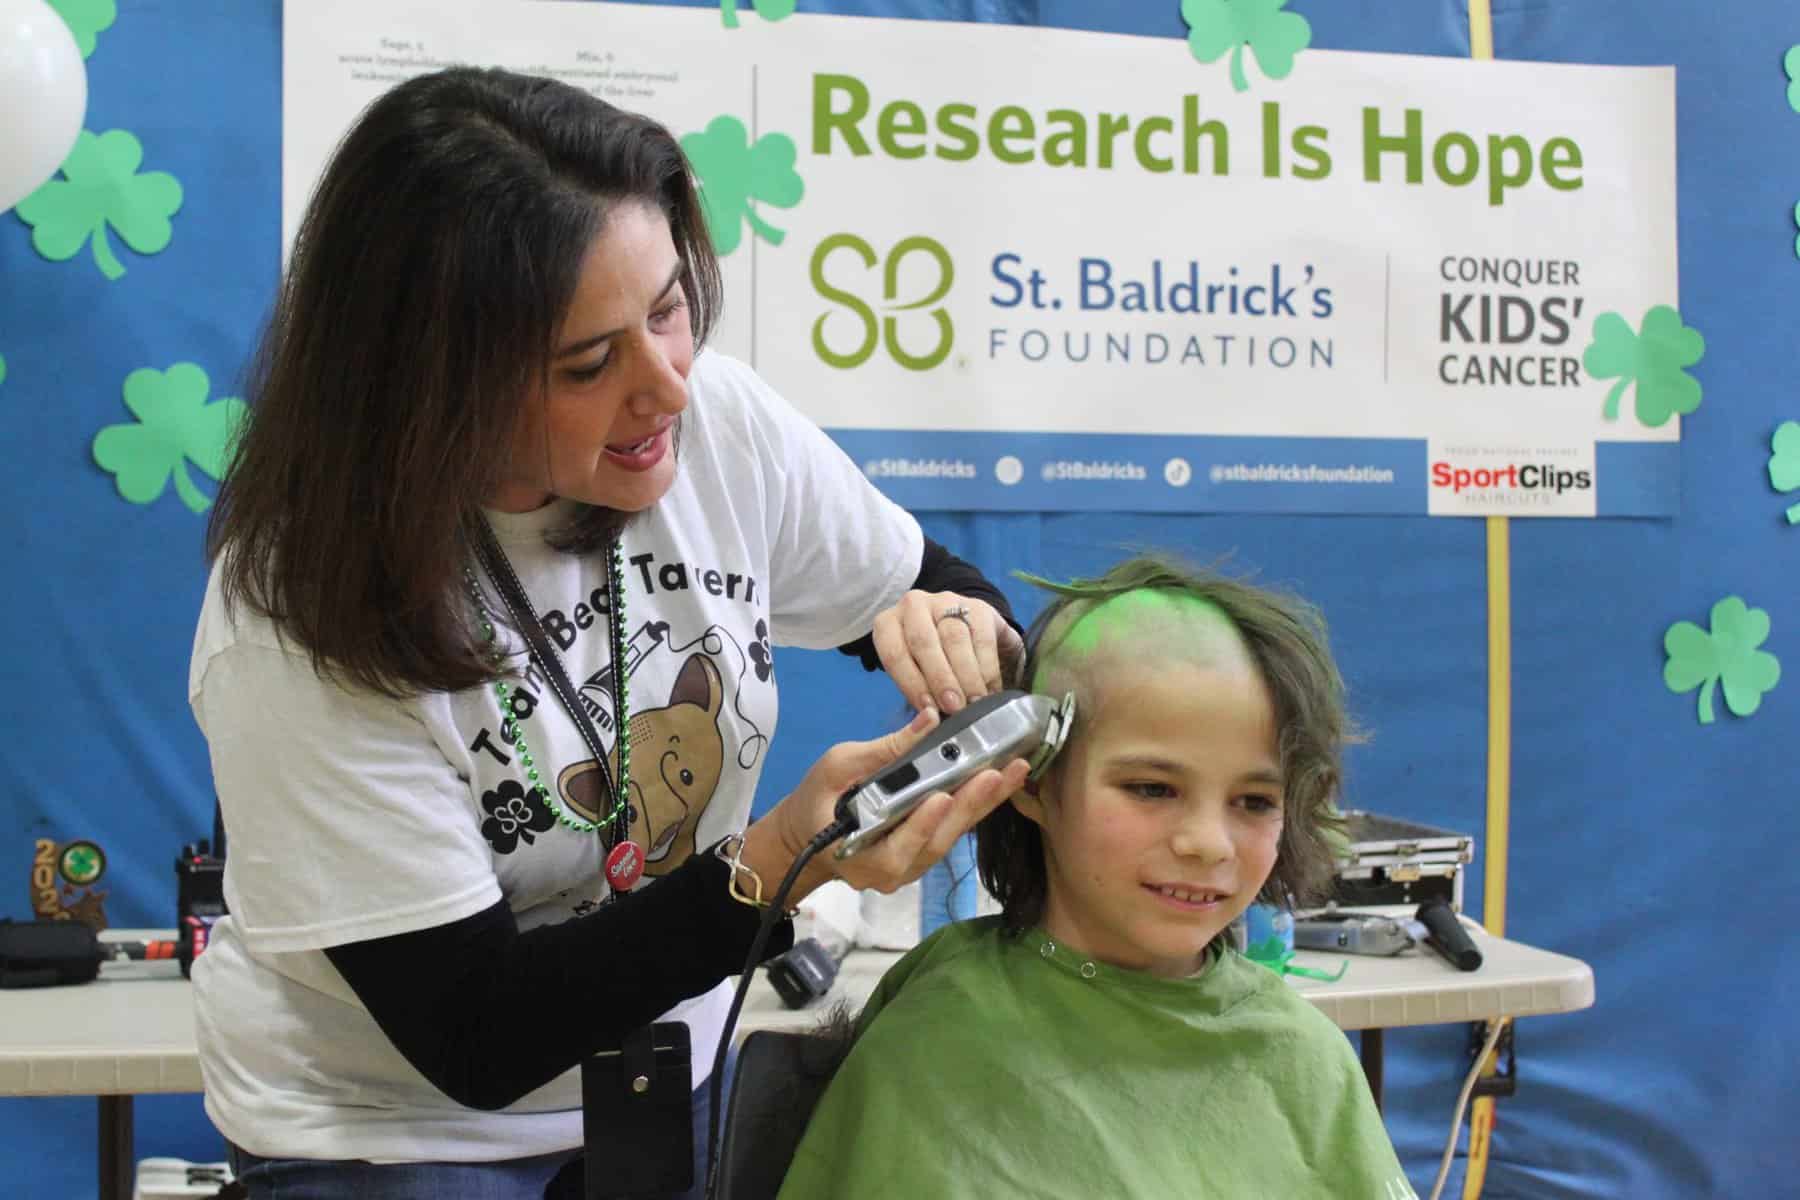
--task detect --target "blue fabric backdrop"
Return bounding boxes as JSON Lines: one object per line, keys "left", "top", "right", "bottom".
{"left": 3, "top": 1, "right": 1793, "bottom": 1196}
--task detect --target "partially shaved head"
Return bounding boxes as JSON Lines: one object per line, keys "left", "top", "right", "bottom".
{"left": 1029, "top": 587, "right": 1249, "bottom": 730}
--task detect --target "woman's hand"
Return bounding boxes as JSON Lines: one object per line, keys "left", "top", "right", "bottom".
{"left": 871, "top": 590, "right": 1026, "bottom": 715}
{"left": 740, "top": 709, "right": 1029, "bottom": 905}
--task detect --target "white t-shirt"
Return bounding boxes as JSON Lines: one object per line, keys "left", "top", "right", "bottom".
{"left": 187, "top": 351, "right": 922, "bottom": 1163}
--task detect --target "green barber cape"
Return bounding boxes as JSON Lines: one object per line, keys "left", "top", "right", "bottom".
{"left": 778, "top": 918, "right": 1417, "bottom": 1200}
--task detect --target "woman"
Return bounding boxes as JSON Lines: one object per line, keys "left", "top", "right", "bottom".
{"left": 191, "top": 66, "right": 1027, "bottom": 1198}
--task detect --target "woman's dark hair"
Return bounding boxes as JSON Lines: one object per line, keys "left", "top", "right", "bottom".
{"left": 977, "top": 555, "right": 1355, "bottom": 933}
{"left": 208, "top": 67, "right": 722, "bottom": 697}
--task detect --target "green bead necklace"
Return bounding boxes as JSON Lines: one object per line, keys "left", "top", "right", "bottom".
{"left": 462, "top": 537, "right": 632, "bottom": 837}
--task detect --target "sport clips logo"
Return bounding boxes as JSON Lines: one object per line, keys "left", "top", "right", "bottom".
{"left": 1429, "top": 460, "right": 1591, "bottom": 496}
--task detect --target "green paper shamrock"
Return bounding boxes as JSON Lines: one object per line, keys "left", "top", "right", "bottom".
{"left": 720, "top": 0, "right": 795, "bottom": 29}
{"left": 1786, "top": 45, "right": 1800, "bottom": 113}
{"left": 680, "top": 117, "right": 804, "bottom": 256}
{"left": 92, "top": 363, "right": 245, "bottom": 514}
{"left": 0, "top": 354, "right": 6, "bottom": 388}
{"left": 15, "top": 130, "right": 184, "bottom": 281}
{"left": 1770, "top": 421, "right": 1800, "bottom": 525}
{"left": 1180, "top": 0, "right": 1312, "bottom": 92}
{"left": 47, "top": 0, "right": 117, "bottom": 59}
{"left": 1582, "top": 305, "right": 1705, "bottom": 428}
{"left": 1663, "top": 597, "right": 1781, "bottom": 725}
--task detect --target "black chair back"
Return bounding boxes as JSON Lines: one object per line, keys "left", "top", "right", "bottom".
{"left": 713, "top": 1030, "right": 840, "bottom": 1200}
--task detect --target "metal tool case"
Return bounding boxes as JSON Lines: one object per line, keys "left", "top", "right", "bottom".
{"left": 1330, "top": 809, "right": 1475, "bottom": 911}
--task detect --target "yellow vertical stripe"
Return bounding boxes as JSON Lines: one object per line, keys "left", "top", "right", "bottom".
{"left": 1465, "top": 7, "right": 1504, "bottom": 1200}
{"left": 1468, "top": 0, "right": 1494, "bottom": 61}
{"left": 1483, "top": 516, "right": 1509, "bottom": 937}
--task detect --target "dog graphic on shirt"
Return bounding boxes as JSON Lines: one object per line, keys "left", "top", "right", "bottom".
{"left": 558, "top": 652, "right": 725, "bottom": 876}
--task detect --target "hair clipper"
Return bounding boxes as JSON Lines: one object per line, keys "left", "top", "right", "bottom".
{"left": 834, "top": 689, "right": 1075, "bottom": 859}
{"left": 1293, "top": 910, "right": 1414, "bottom": 957}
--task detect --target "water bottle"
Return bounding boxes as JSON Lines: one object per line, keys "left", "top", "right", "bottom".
{"left": 1243, "top": 903, "right": 1295, "bottom": 969}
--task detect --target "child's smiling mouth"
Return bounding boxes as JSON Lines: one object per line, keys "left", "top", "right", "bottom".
{"left": 1147, "top": 884, "right": 1229, "bottom": 908}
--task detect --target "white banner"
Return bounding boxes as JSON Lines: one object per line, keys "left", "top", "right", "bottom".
{"left": 285, "top": 1, "right": 1684, "bottom": 516}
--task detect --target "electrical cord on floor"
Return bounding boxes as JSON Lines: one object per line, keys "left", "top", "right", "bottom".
{"left": 702, "top": 805, "right": 858, "bottom": 1200}
{"left": 1429, "top": 1017, "right": 1510, "bottom": 1200}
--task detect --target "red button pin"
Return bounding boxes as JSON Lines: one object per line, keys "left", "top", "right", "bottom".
{"left": 605, "top": 840, "right": 645, "bottom": 890}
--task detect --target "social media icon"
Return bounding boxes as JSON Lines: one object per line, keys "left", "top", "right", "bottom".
{"left": 995, "top": 456, "right": 1024, "bottom": 486}
{"left": 1164, "top": 457, "right": 1193, "bottom": 487}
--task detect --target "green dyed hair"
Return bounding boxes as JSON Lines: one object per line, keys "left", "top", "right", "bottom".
{"left": 977, "top": 554, "right": 1355, "bottom": 932}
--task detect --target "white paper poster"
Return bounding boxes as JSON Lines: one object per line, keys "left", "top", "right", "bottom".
{"left": 285, "top": 1, "right": 1684, "bottom": 516}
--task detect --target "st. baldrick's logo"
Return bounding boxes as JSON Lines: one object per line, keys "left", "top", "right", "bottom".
{"left": 810, "top": 234, "right": 955, "bottom": 370}
{"left": 30, "top": 837, "right": 109, "bottom": 928}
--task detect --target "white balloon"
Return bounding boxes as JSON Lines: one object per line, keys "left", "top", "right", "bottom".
{"left": 0, "top": 0, "right": 87, "bottom": 213}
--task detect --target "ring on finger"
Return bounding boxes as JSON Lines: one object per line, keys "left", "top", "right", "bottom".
{"left": 935, "top": 604, "right": 975, "bottom": 636}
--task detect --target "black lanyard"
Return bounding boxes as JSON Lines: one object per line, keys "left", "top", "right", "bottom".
{"left": 469, "top": 516, "right": 630, "bottom": 852}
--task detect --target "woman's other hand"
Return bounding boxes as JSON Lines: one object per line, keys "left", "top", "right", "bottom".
{"left": 872, "top": 590, "right": 1026, "bottom": 715}
{"left": 741, "top": 708, "right": 1028, "bottom": 905}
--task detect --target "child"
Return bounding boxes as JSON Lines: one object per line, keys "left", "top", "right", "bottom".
{"left": 776, "top": 556, "right": 1416, "bottom": 1200}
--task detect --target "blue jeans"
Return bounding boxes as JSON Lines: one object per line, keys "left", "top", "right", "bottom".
{"left": 228, "top": 1062, "right": 733, "bottom": 1200}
